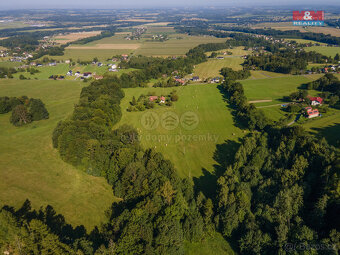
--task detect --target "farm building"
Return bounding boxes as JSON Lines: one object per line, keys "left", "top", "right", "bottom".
{"left": 160, "top": 96, "right": 166, "bottom": 103}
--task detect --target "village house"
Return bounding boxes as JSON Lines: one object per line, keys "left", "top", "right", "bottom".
{"left": 160, "top": 96, "right": 166, "bottom": 103}
{"left": 149, "top": 96, "right": 158, "bottom": 102}
{"left": 192, "top": 76, "right": 200, "bottom": 82}
{"left": 66, "top": 70, "right": 73, "bottom": 76}
{"left": 309, "top": 97, "right": 323, "bottom": 106}
{"left": 175, "top": 78, "right": 185, "bottom": 85}
{"left": 305, "top": 107, "right": 320, "bottom": 118}
{"left": 83, "top": 72, "right": 92, "bottom": 78}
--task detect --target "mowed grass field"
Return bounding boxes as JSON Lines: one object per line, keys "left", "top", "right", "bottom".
{"left": 0, "top": 79, "right": 116, "bottom": 230}
{"left": 305, "top": 46, "right": 340, "bottom": 58}
{"left": 117, "top": 84, "right": 244, "bottom": 178}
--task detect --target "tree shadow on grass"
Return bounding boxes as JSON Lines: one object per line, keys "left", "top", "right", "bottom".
{"left": 217, "top": 84, "right": 248, "bottom": 130}
{"left": 309, "top": 123, "right": 340, "bottom": 147}
{"left": 193, "top": 139, "right": 241, "bottom": 199}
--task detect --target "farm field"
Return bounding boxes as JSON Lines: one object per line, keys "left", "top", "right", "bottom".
{"left": 53, "top": 31, "right": 102, "bottom": 44}
{"left": 0, "top": 79, "right": 117, "bottom": 230}
{"left": 305, "top": 46, "right": 340, "bottom": 57}
{"left": 51, "top": 32, "right": 227, "bottom": 60}
{"left": 117, "top": 84, "right": 244, "bottom": 179}
{"left": 252, "top": 22, "right": 340, "bottom": 36}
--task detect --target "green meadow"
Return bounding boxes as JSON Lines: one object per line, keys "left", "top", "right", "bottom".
{"left": 0, "top": 79, "right": 116, "bottom": 230}
{"left": 241, "top": 75, "right": 318, "bottom": 104}
{"left": 117, "top": 84, "right": 244, "bottom": 179}
{"left": 301, "top": 110, "right": 340, "bottom": 147}
{"left": 305, "top": 46, "right": 340, "bottom": 57}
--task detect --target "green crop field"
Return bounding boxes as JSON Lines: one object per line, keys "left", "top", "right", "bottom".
{"left": 0, "top": 79, "right": 116, "bottom": 230}
{"left": 305, "top": 46, "right": 340, "bottom": 57}
{"left": 117, "top": 84, "right": 244, "bottom": 179}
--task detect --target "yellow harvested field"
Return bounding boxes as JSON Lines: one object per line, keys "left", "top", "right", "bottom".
{"left": 67, "top": 43, "right": 141, "bottom": 50}
{"left": 117, "top": 19, "right": 156, "bottom": 22}
{"left": 53, "top": 31, "right": 102, "bottom": 44}
{"left": 306, "top": 27, "right": 340, "bottom": 37}
{"left": 146, "top": 22, "right": 171, "bottom": 26}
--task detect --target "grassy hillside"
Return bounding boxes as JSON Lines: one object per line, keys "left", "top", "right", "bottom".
{"left": 305, "top": 46, "right": 340, "bottom": 58}
{"left": 302, "top": 111, "right": 340, "bottom": 147}
{"left": 117, "top": 84, "right": 244, "bottom": 179}
{"left": 241, "top": 75, "right": 315, "bottom": 104}
{"left": 0, "top": 79, "right": 116, "bottom": 230}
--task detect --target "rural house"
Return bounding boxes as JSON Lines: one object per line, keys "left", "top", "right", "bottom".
{"left": 149, "top": 96, "right": 158, "bottom": 102}
{"left": 309, "top": 97, "right": 323, "bottom": 106}
{"left": 305, "top": 107, "right": 320, "bottom": 118}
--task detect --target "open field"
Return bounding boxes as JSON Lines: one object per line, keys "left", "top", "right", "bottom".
{"left": 117, "top": 84, "right": 244, "bottom": 178}
{"left": 284, "top": 38, "right": 327, "bottom": 45}
{"left": 305, "top": 46, "right": 340, "bottom": 57}
{"left": 0, "top": 79, "right": 116, "bottom": 230}
{"left": 53, "top": 31, "right": 102, "bottom": 44}
{"left": 68, "top": 44, "right": 141, "bottom": 50}
{"left": 54, "top": 33, "right": 227, "bottom": 60}
{"left": 252, "top": 22, "right": 340, "bottom": 36}
{"left": 185, "top": 232, "right": 236, "bottom": 255}
{"left": 241, "top": 75, "right": 322, "bottom": 104}
{"left": 11, "top": 63, "right": 136, "bottom": 80}
{"left": 302, "top": 111, "right": 340, "bottom": 147}
{"left": 190, "top": 57, "right": 243, "bottom": 79}
{"left": 135, "top": 34, "right": 227, "bottom": 56}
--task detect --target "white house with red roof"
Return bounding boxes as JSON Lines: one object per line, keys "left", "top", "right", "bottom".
{"left": 160, "top": 96, "right": 166, "bottom": 103}
{"left": 309, "top": 97, "right": 323, "bottom": 106}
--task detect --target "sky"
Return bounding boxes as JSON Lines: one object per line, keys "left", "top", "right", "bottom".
{"left": 0, "top": 0, "right": 339, "bottom": 9}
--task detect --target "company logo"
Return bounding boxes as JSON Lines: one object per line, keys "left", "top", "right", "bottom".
{"left": 293, "top": 11, "right": 324, "bottom": 26}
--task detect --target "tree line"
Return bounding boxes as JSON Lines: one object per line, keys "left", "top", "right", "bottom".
{"left": 0, "top": 96, "right": 49, "bottom": 126}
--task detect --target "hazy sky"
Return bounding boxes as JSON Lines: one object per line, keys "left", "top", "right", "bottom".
{"left": 1, "top": 0, "right": 339, "bottom": 9}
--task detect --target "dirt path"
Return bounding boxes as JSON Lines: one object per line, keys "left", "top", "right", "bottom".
{"left": 248, "top": 99, "right": 272, "bottom": 103}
